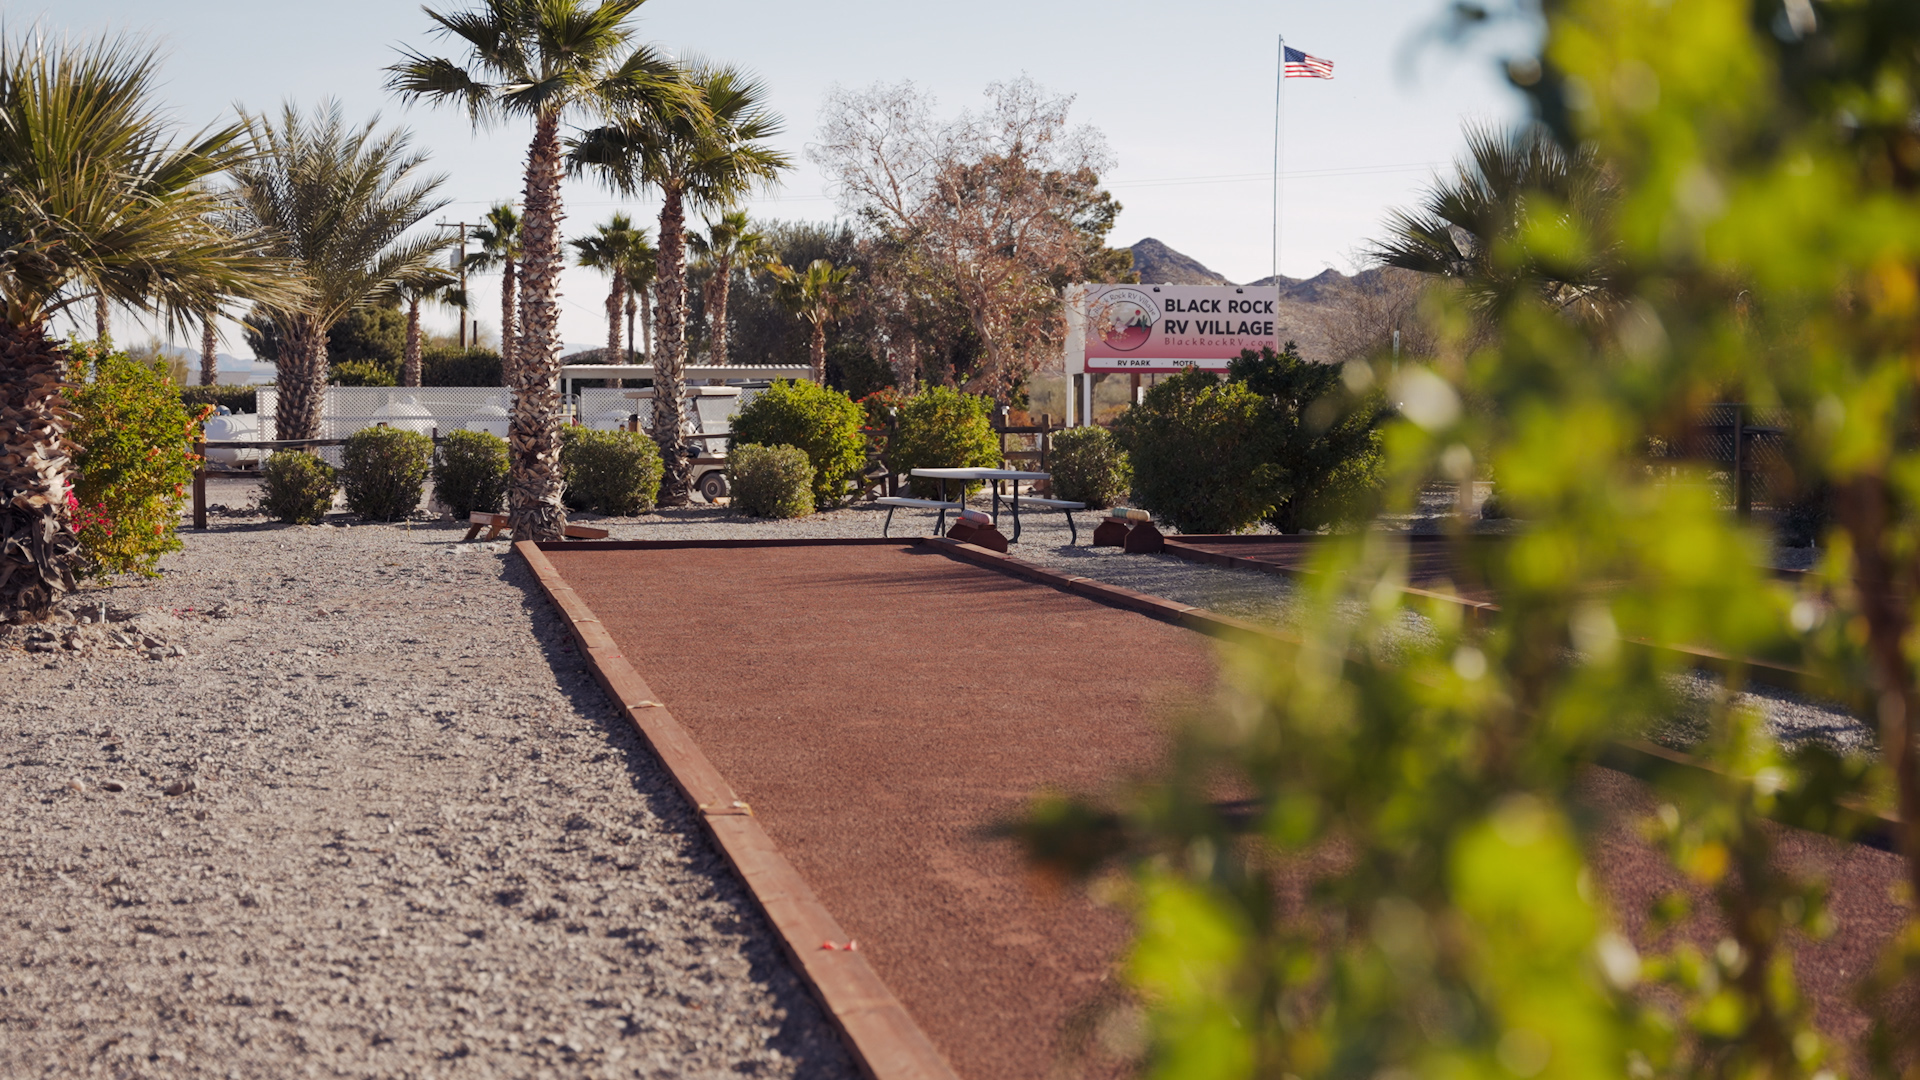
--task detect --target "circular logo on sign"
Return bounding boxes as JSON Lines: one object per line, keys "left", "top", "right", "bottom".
{"left": 1091, "top": 288, "right": 1159, "bottom": 352}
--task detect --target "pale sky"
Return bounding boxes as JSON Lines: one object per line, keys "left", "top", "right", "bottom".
{"left": 34, "top": 0, "right": 1535, "bottom": 358}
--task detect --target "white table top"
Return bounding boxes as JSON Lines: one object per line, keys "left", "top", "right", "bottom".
{"left": 908, "top": 468, "right": 1050, "bottom": 481}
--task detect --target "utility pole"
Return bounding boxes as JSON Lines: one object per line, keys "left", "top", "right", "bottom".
{"left": 436, "top": 220, "right": 479, "bottom": 348}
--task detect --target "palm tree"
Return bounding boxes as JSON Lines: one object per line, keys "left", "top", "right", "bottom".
{"left": 626, "top": 235, "right": 657, "bottom": 362}
{"left": 0, "top": 32, "right": 292, "bottom": 617}
{"left": 230, "top": 102, "right": 449, "bottom": 440}
{"left": 1369, "top": 123, "right": 1618, "bottom": 320}
{"left": 770, "top": 258, "right": 855, "bottom": 383}
{"left": 465, "top": 202, "right": 521, "bottom": 377}
{"left": 570, "top": 61, "right": 789, "bottom": 504}
{"left": 199, "top": 313, "right": 218, "bottom": 386}
{"left": 394, "top": 267, "right": 458, "bottom": 386}
{"left": 689, "top": 209, "right": 767, "bottom": 366}
{"left": 569, "top": 213, "right": 648, "bottom": 362}
{"left": 387, "top": 0, "right": 692, "bottom": 541}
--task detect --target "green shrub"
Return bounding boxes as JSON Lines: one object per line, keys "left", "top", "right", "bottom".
{"left": 559, "top": 427, "right": 662, "bottom": 515}
{"left": 65, "top": 341, "right": 206, "bottom": 578}
{"left": 1227, "top": 345, "right": 1388, "bottom": 533}
{"left": 180, "top": 384, "right": 259, "bottom": 414}
{"left": 1046, "top": 426, "right": 1131, "bottom": 509}
{"left": 259, "top": 451, "right": 337, "bottom": 524}
{"left": 1113, "top": 368, "right": 1286, "bottom": 534}
{"left": 330, "top": 359, "right": 398, "bottom": 387}
{"left": 341, "top": 427, "right": 433, "bottom": 521}
{"left": 421, "top": 346, "right": 503, "bottom": 387}
{"left": 729, "top": 379, "right": 867, "bottom": 507}
{"left": 432, "top": 429, "right": 510, "bottom": 518}
{"left": 727, "top": 444, "right": 815, "bottom": 519}
{"left": 888, "top": 386, "right": 1000, "bottom": 499}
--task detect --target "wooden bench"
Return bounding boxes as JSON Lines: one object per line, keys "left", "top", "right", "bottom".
{"left": 463, "top": 511, "right": 610, "bottom": 542}
{"left": 875, "top": 496, "right": 963, "bottom": 537}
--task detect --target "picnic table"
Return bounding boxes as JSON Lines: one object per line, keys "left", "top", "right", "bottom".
{"left": 905, "top": 468, "right": 1082, "bottom": 542}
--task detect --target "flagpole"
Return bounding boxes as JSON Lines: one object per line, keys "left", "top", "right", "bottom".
{"left": 1272, "top": 34, "right": 1284, "bottom": 285}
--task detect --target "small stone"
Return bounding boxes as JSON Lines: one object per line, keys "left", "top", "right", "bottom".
{"left": 101, "top": 781, "right": 125, "bottom": 793}
{"left": 146, "top": 648, "right": 167, "bottom": 662}
{"left": 163, "top": 778, "right": 195, "bottom": 797}
{"left": 67, "top": 778, "right": 84, "bottom": 793}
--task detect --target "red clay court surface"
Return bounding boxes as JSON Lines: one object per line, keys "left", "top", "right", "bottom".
{"left": 541, "top": 541, "right": 1221, "bottom": 1079}
{"left": 536, "top": 540, "right": 1912, "bottom": 1076}
{"left": 1165, "top": 533, "right": 1505, "bottom": 604}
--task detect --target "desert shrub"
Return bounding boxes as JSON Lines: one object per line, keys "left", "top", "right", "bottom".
{"left": 729, "top": 379, "right": 867, "bottom": 507}
{"left": 1113, "top": 368, "right": 1285, "bottom": 534}
{"left": 259, "top": 450, "right": 337, "bottom": 524}
{"left": 432, "top": 429, "right": 509, "bottom": 518}
{"left": 1227, "top": 344, "right": 1389, "bottom": 533}
{"left": 180, "top": 384, "right": 259, "bottom": 414}
{"left": 65, "top": 341, "right": 207, "bottom": 578}
{"left": 888, "top": 386, "right": 999, "bottom": 498}
{"left": 421, "top": 346, "right": 503, "bottom": 387}
{"left": 330, "top": 359, "right": 398, "bottom": 387}
{"left": 340, "top": 427, "right": 433, "bottom": 521}
{"left": 1046, "top": 426, "right": 1131, "bottom": 509}
{"left": 727, "top": 444, "right": 814, "bottom": 519}
{"left": 559, "top": 427, "right": 662, "bottom": 515}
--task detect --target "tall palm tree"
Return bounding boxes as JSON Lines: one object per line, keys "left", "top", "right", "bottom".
{"left": 199, "top": 313, "right": 218, "bottom": 386}
{"left": 1370, "top": 123, "right": 1618, "bottom": 319}
{"left": 230, "top": 102, "right": 449, "bottom": 440}
{"left": 770, "top": 258, "right": 855, "bottom": 383}
{"left": 689, "top": 209, "right": 766, "bottom": 366}
{"left": 394, "top": 266, "right": 458, "bottom": 387}
{"left": 569, "top": 212, "right": 647, "bottom": 362}
{"left": 465, "top": 201, "right": 521, "bottom": 377}
{"left": 387, "top": 0, "right": 692, "bottom": 541}
{"left": 0, "top": 32, "right": 293, "bottom": 617}
{"left": 626, "top": 235, "right": 657, "bottom": 362}
{"left": 570, "top": 61, "right": 789, "bottom": 504}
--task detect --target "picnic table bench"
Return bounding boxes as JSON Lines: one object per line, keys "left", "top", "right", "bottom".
{"left": 463, "top": 511, "right": 610, "bottom": 542}
{"left": 875, "top": 496, "right": 963, "bottom": 537}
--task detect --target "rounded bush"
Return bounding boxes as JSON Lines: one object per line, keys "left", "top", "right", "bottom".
{"left": 728, "top": 380, "right": 867, "bottom": 508}
{"left": 1046, "top": 426, "right": 1131, "bottom": 510}
{"left": 432, "top": 429, "right": 509, "bottom": 518}
{"left": 888, "top": 386, "right": 999, "bottom": 499}
{"left": 341, "top": 427, "right": 434, "bottom": 521}
{"left": 259, "top": 450, "right": 337, "bottom": 525}
{"left": 727, "top": 444, "right": 815, "bottom": 519}
{"left": 1113, "top": 368, "right": 1286, "bottom": 534}
{"left": 560, "top": 427, "right": 663, "bottom": 516}
{"left": 66, "top": 342, "right": 205, "bottom": 578}
{"left": 330, "top": 359, "right": 398, "bottom": 387}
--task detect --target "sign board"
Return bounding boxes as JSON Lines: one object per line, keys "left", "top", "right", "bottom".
{"left": 1077, "top": 284, "right": 1279, "bottom": 372}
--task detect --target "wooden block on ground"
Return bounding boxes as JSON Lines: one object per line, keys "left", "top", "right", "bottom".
{"left": 1122, "top": 520, "right": 1164, "bottom": 554}
{"left": 1090, "top": 518, "right": 1130, "bottom": 547}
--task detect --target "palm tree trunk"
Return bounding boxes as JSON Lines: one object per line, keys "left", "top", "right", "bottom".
{"left": 652, "top": 186, "right": 690, "bottom": 505}
{"left": 809, "top": 318, "right": 827, "bottom": 383}
{"left": 199, "top": 315, "right": 218, "bottom": 387}
{"left": 710, "top": 256, "right": 732, "bottom": 366}
{"left": 626, "top": 293, "right": 637, "bottom": 362}
{"left": 605, "top": 268, "right": 625, "bottom": 363}
{"left": 639, "top": 290, "right": 652, "bottom": 362}
{"left": 0, "top": 323, "right": 81, "bottom": 619}
{"left": 403, "top": 299, "right": 423, "bottom": 388}
{"left": 508, "top": 112, "right": 569, "bottom": 542}
{"left": 274, "top": 315, "right": 327, "bottom": 442}
{"left": 499, "top": 257, "right": 518, "bottom": 385}
{"left": 94, "top": 294, "right": 109, "bottom": 345}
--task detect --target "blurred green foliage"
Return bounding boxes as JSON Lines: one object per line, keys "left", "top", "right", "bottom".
{"left": 1019, "top": 0, "right": 1920, "bottom": 1075}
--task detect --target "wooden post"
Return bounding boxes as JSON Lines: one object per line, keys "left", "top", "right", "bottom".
{"left": 192, "top": 437, "right": 207, "bottom": 531}
{"left": 1733, "top": 403, "right": 1750, "bottom": 521}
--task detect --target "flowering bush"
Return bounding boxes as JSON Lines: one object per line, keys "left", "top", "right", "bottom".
{"left": 65, "top": 340, "right": 206, "bottom": 578}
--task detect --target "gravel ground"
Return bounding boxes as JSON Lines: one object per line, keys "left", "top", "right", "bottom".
{"left": 1, "top": 488, "right": 856, "bottom": 1079}
{"left": 0, "top": 478, "right": 1873, "bottom": 1077}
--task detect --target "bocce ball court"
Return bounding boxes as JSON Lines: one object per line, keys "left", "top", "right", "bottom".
{"left": 520, "top": 537, "right": 1912, "bottom": 1079}
{"left": 525, "top": 538, "right": 1227, "bottom": 1080}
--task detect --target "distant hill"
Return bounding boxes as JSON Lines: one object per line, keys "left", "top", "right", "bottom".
{"left": 1127, "top": 238, "right": 1232, "bottom": 286}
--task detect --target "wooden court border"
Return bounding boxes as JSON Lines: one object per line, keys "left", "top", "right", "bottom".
{"left": 516, "top": 534, "right": 1900, "bottom": 1076}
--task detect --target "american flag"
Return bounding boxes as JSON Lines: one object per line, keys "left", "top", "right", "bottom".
{"left": 1284, "top": 46, "right": 1334, "bottom": 79}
